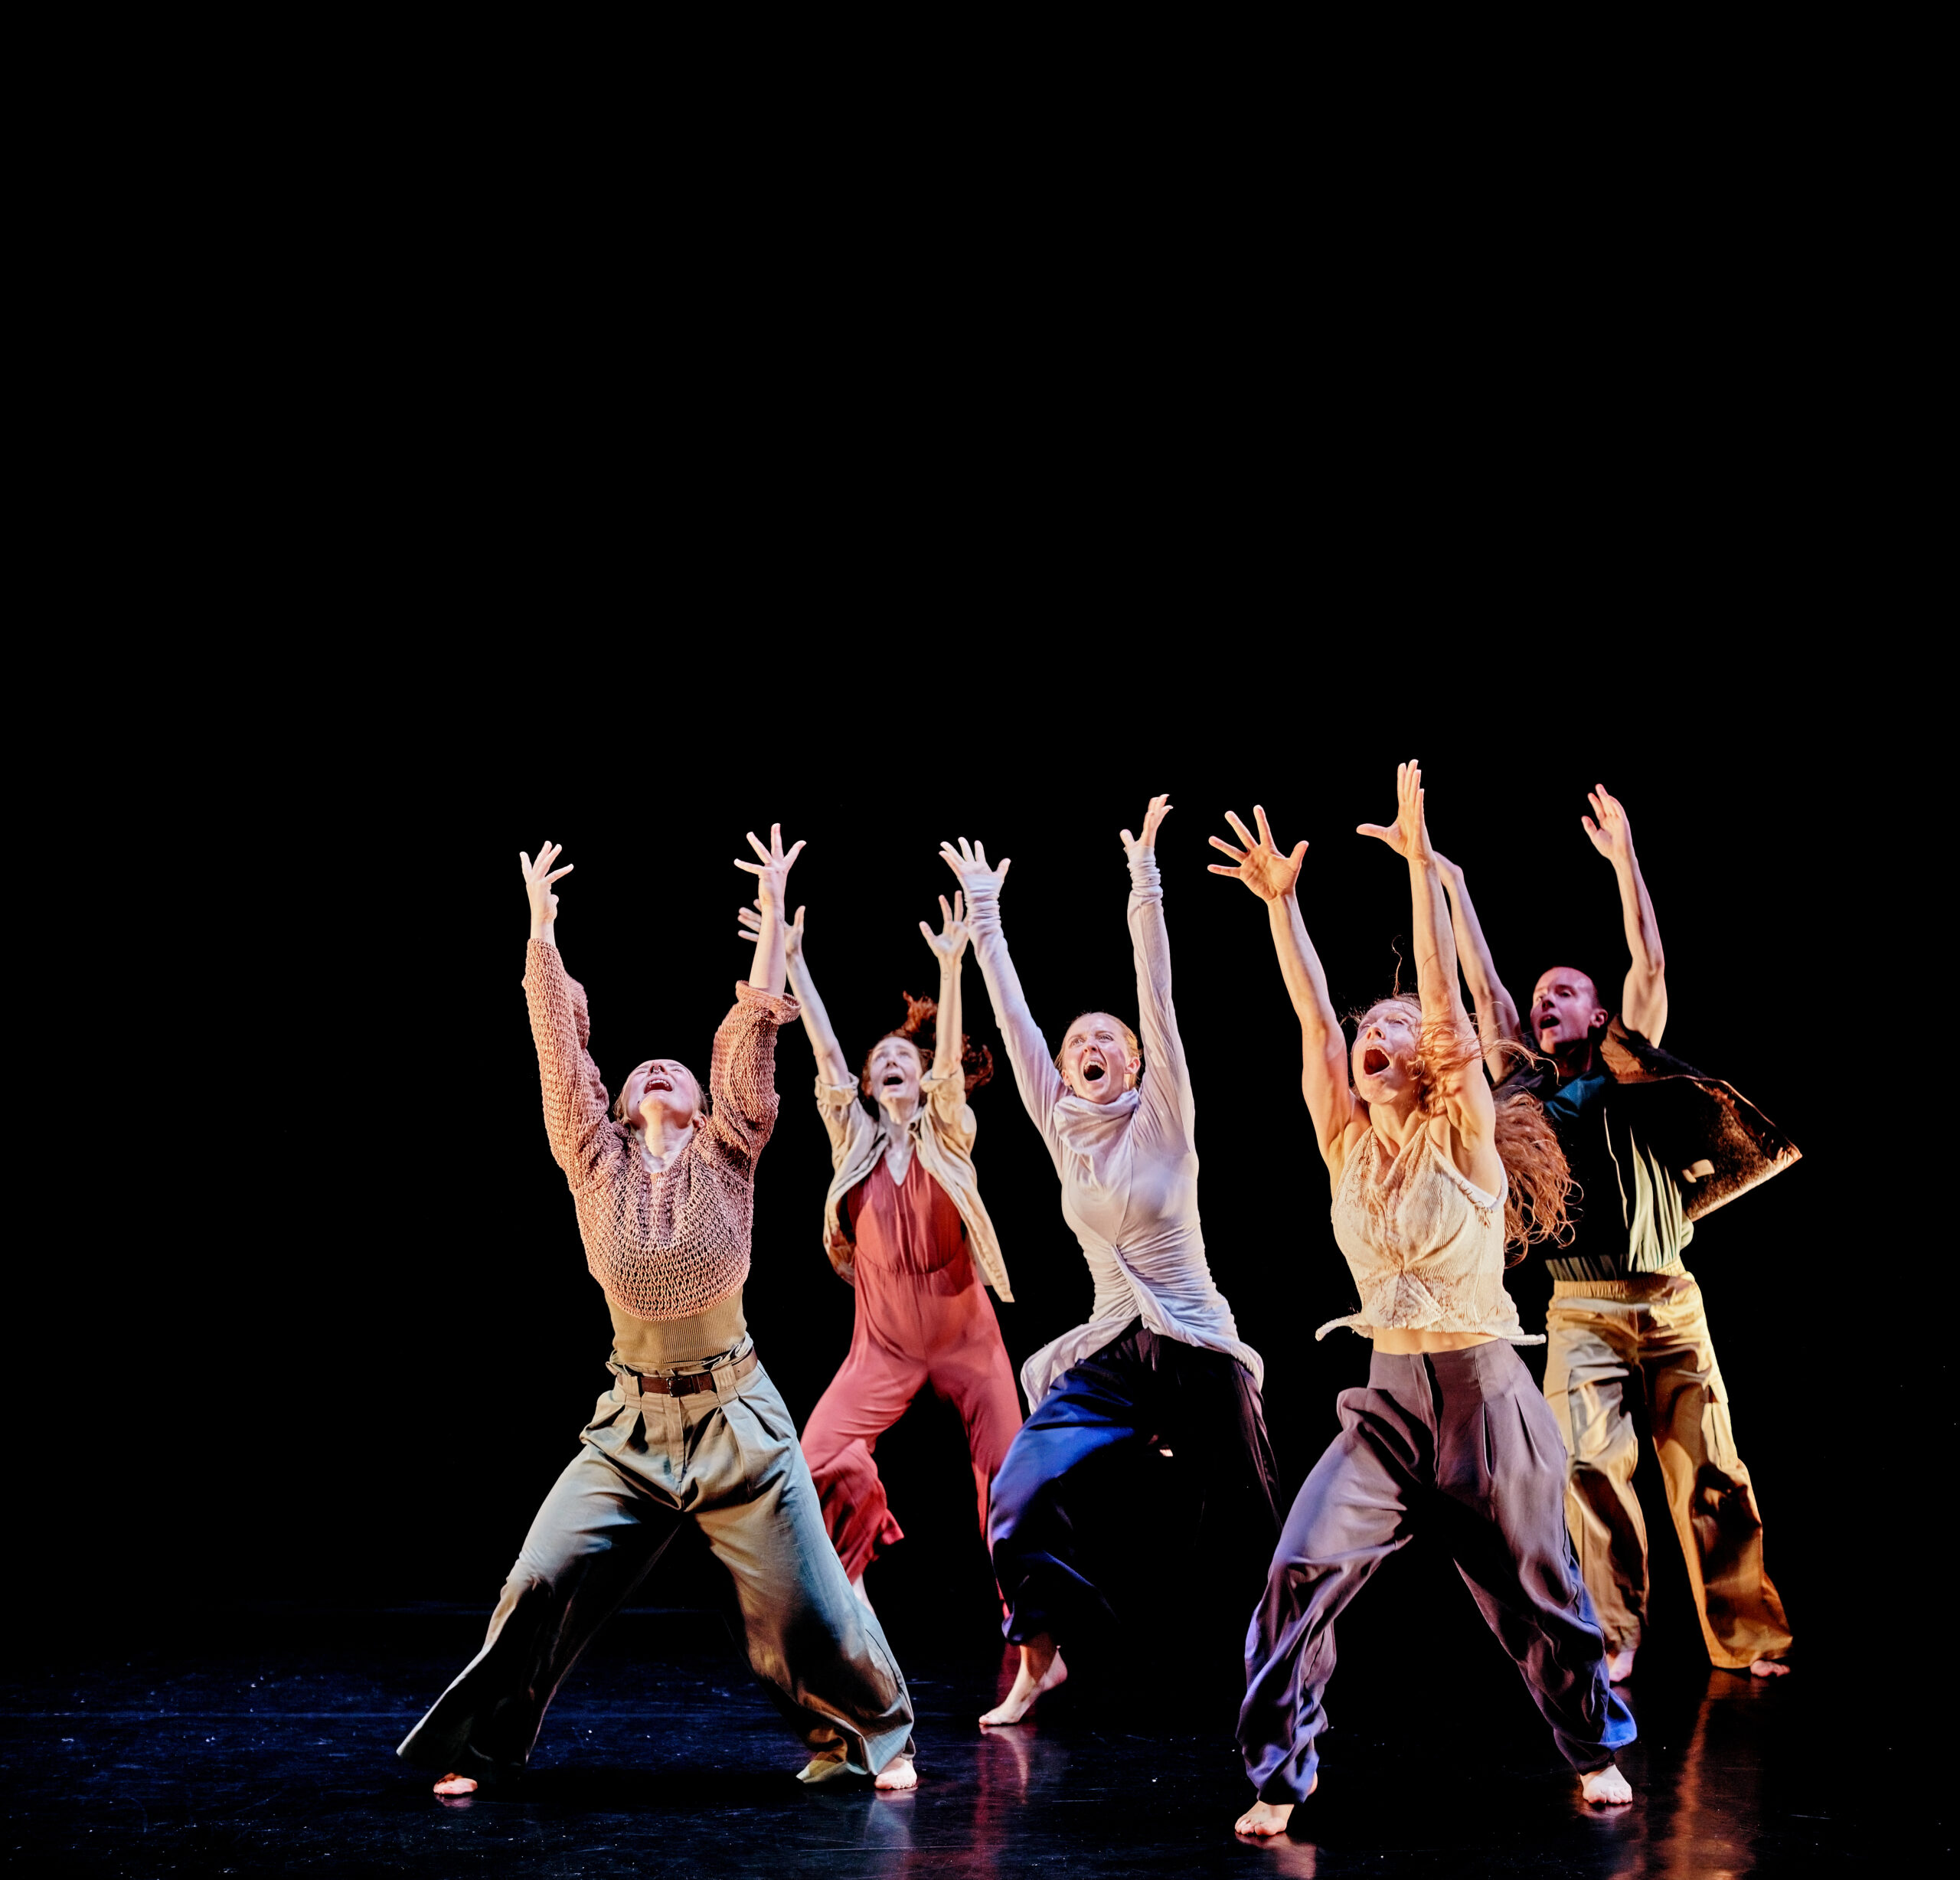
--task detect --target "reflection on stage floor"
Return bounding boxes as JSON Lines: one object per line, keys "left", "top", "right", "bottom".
{"left": 0, "top": 1607, "right": 1922, "bottom": 1876}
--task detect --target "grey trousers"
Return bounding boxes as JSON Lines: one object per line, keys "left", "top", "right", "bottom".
{"left": 1239, "top": 1342, "right": 1635, "bottom": 1804}
{"left": 397, "top": 1354, "right": 915, "bottom": 1781}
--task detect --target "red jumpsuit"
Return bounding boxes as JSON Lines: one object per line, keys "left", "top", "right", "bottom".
{"left": 800, "top": 1153, "right": 1024, "bottom": 1582}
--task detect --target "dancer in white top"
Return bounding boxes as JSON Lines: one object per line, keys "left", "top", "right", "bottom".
{"left": 941, "top": 796, "right": 1280, "bottom": 1728}
{"left": 1210, "top": 767, "right": 1633, "bottom": 1839}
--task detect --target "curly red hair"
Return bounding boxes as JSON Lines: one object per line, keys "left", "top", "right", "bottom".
{"left": 858, "top": 992, "right": 995, "bottom": 1100}
{"left": 1352, "top": 996, "right": 1571, "bottom": 1263}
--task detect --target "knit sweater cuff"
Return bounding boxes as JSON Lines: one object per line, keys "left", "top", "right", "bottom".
{"left": 735, "top": 982, "right": 800, "bottom": 1024}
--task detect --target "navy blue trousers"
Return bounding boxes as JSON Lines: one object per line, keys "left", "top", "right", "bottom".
{"left": 987, "top": 1321, "right": 1281, "bottom": 1649}
{"left": 1239, "top": 1340, "right": 1636, "bottom": 1803}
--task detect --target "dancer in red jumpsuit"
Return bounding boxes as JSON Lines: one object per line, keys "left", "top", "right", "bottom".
{"left": 743, "top": 890, "right": 1022, "bottom": 1605}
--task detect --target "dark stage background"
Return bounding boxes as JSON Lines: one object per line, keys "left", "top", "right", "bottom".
{"left": 22, "top": 690, "right": 1896, "bottom": 1714}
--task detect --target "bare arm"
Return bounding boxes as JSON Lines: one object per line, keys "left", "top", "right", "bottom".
{"left": 746, "top": 904, "right": 851, "bottom": 1087}
{"left": 918, "top": 892, "right": 969, "bottom": 1084}
{"left": 1381, "top": 763, "right": 1500, "bottom": 1182}
{"left": 1438, "top": 859, "right": 1524, "bottom": 1076}
{"left": 1584, "top": 785, "right": 1668, "bottom": 1045}
{"left": 1209, "top": 806, "right": 1354, "bottom": 1166}
{"left": 733, "top": 823, "right": 805, "bottom": 999}
{"left": 1354, "top": 816, "right": 1524, "bottom": 1077}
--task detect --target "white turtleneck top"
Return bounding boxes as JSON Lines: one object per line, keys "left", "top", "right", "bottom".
{"left": 965, "top": 853, "right": 1263, "bottom": 1410}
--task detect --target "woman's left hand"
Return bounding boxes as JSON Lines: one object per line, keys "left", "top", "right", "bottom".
{"left": 920, "top": 891, "right": 969, "bottom": 963}
{"left": 735, "top": 823, "right": 805, "bottom": 911}
{"left": 1121, "top": 793, "right": 1173, "bottom": 862}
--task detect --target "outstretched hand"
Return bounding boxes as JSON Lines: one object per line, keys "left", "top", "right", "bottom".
{"left": 1582, "top": 784, "right": 1635, "bottom": 866}
{"left": 1207, "top": 806, "right": 1306, "bottom": 903}
{"left": 734, "top": 824, "right": 806, "bottom": 912}
{"left": 520, "top": 840, "right": 574, "bottom": 933}
{"left": 1354, "top": 816, "right": 1455, "bottom": 874}
{"left": 939, "top": 836, "right": 1011, "bottom": 897}
{"left": 1120, "top": 794, "right": 1173, "bottom": 863}
{"left": 920, "top": 891, "right": 969, "bottom": 963}
{"left": 737, "top": 901, "right": 805, "bottom": 958}
{"left": 1377, "top": 760, "right": 1432, "bottom": 865}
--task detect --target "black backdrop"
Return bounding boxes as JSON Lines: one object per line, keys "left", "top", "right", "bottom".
{"left": 27, "top": 684, "right": 1896, "bottom": 1689}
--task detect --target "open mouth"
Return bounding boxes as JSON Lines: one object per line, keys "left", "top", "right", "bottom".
{"left": 1082, "top": 1062, "right": 1107, "bottom": 1084}
{"left": 881, "top": 1073, "right": 904, "bottom": 1088}
{"left": 1361, "top": 1048, "right": 1390, "bottom": 1077}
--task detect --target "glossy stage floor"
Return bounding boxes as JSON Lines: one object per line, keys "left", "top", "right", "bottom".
{"left": 3, "top": 1604, "right": 1931, "bottom": 1877}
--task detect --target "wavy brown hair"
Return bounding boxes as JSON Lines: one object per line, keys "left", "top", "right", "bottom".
{"left": 858, "top": 992, "right": 995, "bottom": 1103}
{"left": 1353, "top": 996, "right": 1571, "bottom": 1264}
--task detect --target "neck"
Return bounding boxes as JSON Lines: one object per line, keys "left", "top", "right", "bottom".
{"left": 1550, "top": 1038, "right": 1600, "bottom": 1080}
{"left": 635, "top": 1115, "right": 694, "bottom": 1171}
{"left": 877, "top": 1092, "right": 920, "bottom": 1130}
{"left": 1367, "top": 1090, "right": 1423, "bottom": 1146}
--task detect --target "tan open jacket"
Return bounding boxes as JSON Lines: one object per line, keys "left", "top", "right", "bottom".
{"left": 812, "top": 1068, "right": 1013, "bottom": 1301}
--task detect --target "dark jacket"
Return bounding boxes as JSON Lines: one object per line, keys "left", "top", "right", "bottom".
{"left": 1504, "top": 1016, "right": 1800, "bottom": 1224}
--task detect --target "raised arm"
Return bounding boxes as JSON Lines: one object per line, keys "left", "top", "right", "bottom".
{"left": 732, "top": 823, "right": 805, "bottom": 997}
{"left": 1208, "top": 806, "right": 1354, "bottom": 1166}
{"left": 918, "top": 891, "right": 970, "bottom": 1084}
{"left": 1121, "top": 794, "right": 1192, "bottom": 1130}
{"left": 1355, "top": 816, "right": 1524, "bottom": 1078}
{"left": 940, "top": 836, "right": 1065, "bottom": 1136}
{"left": 1382, "top": 763, "right": 1500, "bottom": 1174}
{"left": 518, "top": 840, "right": 614, "bottom": 1184}
{"left": 743, "top": 901, "right": 852, "bottom": 1088}
{"left": 1583, "top": 785, "right": 1668, "bottom": 1045}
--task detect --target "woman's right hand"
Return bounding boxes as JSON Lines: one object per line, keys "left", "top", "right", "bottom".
{"left": 919, "top": 891, "right": 969, "bottom": 963}
{"left": 938, "top": 836, "right": 1011, "bottom": 897}
{"left": 738, "top": 901, "right": 805, "bottom": 958}
{"left": 520, "top": 841, "right": 574, "bottom": 937}
{"left": 1207, "top": 806, "right": 1305, "bottom": 903}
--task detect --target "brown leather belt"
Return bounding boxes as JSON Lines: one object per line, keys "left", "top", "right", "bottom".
{"left": 624, "top": 1348, "right": 759, "bottom": 1397}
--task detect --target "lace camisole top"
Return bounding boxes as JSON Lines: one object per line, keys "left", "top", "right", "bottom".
{"left": 1316, "top": 1123, "right": 1540, "bottom": 1345}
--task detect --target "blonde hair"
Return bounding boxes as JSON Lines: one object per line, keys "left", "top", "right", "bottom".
{"left": 1354, "top": 997, "right": 1570, "bottom": 1261}
{"left": 1053, "top": 1010, "right": 1142, "bottom": 1080}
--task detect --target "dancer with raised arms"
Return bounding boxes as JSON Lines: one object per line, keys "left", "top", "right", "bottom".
{"left": 740, "top": 888, "right": 1023, "bottom": 1608}
{"left": 397, "top": 829, "right": 916, "bottom": 1796}
{"left": 1408, "top": 786, "right": 1797, "bottom": 1682}
{"left": 940, "top": 796, "right": 1282, "bottom": 1729}
{"left": 1211, "top": 769, "right": 1634, "bottom": 1839}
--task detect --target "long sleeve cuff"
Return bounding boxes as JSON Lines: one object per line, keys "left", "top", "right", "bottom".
{"left": 1128, "top": 854, "right": 1163, "bottom": 897}
{"left": 734, "top": 982, "right": 800, "bottom": 1024}
{"left": 965, "top": 884, "right": 1004, "bottom": 937}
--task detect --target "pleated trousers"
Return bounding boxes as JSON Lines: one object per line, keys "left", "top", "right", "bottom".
{"left": 1239, "top": 1341, "right": 1635, "bottom": 1805}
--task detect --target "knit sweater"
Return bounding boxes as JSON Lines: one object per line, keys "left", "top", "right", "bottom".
{"left": 523, "top": 939, "right": 799, "bottom": 1321}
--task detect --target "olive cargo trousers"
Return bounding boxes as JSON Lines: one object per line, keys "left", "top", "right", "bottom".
{"left": 1544, "top": 1273, "right": 1792, "bottom": 1669}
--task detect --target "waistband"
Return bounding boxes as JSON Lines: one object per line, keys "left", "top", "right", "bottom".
{"left": 1365, "top": 1339, "right": 1525, "bottom": 1396}
{"left": 1550, "top": 1271, "right": 1696, "bottom": 1303}
{"left": 607, "top": 1339, "right": 758, "bottom": 1398}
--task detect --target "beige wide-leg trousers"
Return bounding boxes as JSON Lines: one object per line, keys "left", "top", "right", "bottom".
{"left": 398, "top": 1354, "right": 915, "bottom": 1782}
{"left": 1543, "top": 1273, "right": 1792, "bottom": 1669}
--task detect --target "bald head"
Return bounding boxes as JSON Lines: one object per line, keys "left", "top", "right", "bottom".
{"left": 1530, "top": 966, "right": 1608, "bottom": 1054}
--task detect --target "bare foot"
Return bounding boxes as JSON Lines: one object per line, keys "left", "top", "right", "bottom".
{"left": 1235, "top": 1774, "right": 1313, "bottom": 1839}
{"left": 1749, "top": 1657, "right": 1790, "bottom": 1677}
{"left": 1606, "top": 1647, "right": 1636, "bottom": 1683}
{"left": 432, "top": 1774, "right": 478, "bottom": 1797}
{"left": 874, "top": 1754, "right": 917, "bottom": 1791}
{"left": 1581, "top": 1764, "right": 1634, "bottom": 1806}
{"left": 978, "top": 1636, "right": 1067, "bottom": 1725}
